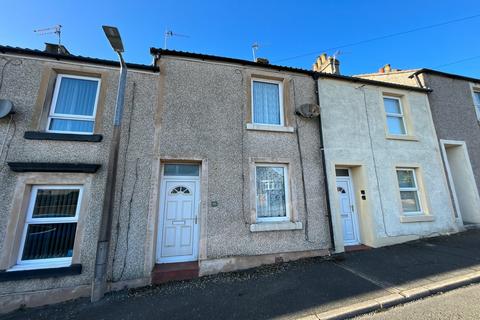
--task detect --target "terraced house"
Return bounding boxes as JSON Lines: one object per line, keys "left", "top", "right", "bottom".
{"left": 0, "top": 44, "right": 159, "bottom": 312}
{"left": 0, "top": 44, "right": 469, "bottom": 312}
{"left": 357, "top": 66, "right": 480, "bottom": 229}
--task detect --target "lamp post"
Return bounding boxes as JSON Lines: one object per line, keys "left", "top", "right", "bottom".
{"left": 91, "top": 25, "right": 128, "bottom": 302}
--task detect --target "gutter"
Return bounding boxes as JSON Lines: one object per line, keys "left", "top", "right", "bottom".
{"left": 409, "top": 68, "right": 480, "bottom": 84}
{"left": 0, "top": 45, "right": 159, "bottom": 72}
{"left": 313, "top": 73, "right": 336, "bottom": 252}
{"left": 151, "top": 48, "right": 431, "bottom": 93}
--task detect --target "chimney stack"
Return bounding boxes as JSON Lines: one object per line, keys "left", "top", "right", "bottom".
{"left": 378, "top": 64, "right": 399, "bottom": 74}
{"left": 256, "top": 57, "right": 270, "bottom": 65}
{"left": 44, "top": 43, "right": 70, "bottom": 55}
{"left": 312, "top": 53, "right": 340, "bottom": 75}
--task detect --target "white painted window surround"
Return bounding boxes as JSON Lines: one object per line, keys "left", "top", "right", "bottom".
{"left": 8, "top": 185, "right": 83, "bottom": 271}
{"left": 473, "top": 91, "right": 480, "bottom": 121}
{"left": 383, "top": 96, "right": 407, "bottom": 135}
{"left": 47, "top": 74, "right": 101, "bottom": 135}
{"left": 396, "top": 169, "right": 423, "bottom": 215}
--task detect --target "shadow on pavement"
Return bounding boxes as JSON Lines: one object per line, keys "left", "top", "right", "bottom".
{"left": 2, "top": 229, "right": 479, "bottom": 320}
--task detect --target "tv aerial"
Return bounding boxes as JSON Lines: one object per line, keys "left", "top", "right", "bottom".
{"left": 34, "top": 24, "right": 62, "bottom": 46}
{"left": 164, "top": 29, "right": 189, "bottom": 49}
{"left": 252, "top": 42, "right": 260, "bottom": 62}
{"left": 251, "top": 42, "right": 271, "bottom": 62}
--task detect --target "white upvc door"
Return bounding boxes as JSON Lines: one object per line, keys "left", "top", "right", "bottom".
{"left": 336, "top": 177, "right": 360, "bottom": 246}
{"left": 157, "top": 177, "right": 200, "bottom": 263}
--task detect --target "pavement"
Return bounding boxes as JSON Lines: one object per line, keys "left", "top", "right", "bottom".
{"left": 2, "top": 229, "right": 480, "bottom": 320}
{"left": 355, "top": 283, "right": 480, "bottom": 319}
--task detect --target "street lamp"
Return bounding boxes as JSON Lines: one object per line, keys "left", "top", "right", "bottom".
{"left": 92, "top": 25, "right": 128, "bottom": 302}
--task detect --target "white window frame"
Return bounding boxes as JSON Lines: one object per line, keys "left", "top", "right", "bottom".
{"left": 396, "top": 168, "right": 423, "bottom": 215}
{"left": 473, "top": 90, "right": 480, "bottom": 121}
{"left": 47, "top": 74, "right": 101, "bottom": 135}
{"left": 384, "top": 96, "right": 407, "bottom": 136}
{"left": 10, "top": 185, "right": 83, "bottom": 271}
{"left": 251, "top": 78, "right": 285, "bottom": 127}
{"left": 254, "top": 163, "right": 290, "bottom": 222}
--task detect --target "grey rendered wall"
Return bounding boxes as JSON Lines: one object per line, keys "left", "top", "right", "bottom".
{"left": 423, "top": 74, "right": 480, "bottom": 191}
{"left": 155, "top": 57, "right": 330, "bottom": 259}
{"left": 0, "top": 55, "right": 158, "bottom": 299}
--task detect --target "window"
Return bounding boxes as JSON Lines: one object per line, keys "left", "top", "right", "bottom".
{"left": 47, "top": 74, "right": 100, "bottom": 134}
{"left": 164, "top": 164, "right": 200, "bottom": 176}
{"left": 255, "top": 164, "right": 289, "bottom": 221}
{"left": 396, "top": 169, "right": 422, "bottom": 215}
{"left": 13, "top": 186, "right": 83, "bottom": 270}
{"left": 170, "top": 186, "right": 191, "bottom": 195}
{"left": 474, "top": 91, "right": 480, "bottom": 120}
{"left": 384, "top": 97, "right": 406, "bottom": 135}
{"left": 252, "top": 79, "right": 284, "bottom": 126}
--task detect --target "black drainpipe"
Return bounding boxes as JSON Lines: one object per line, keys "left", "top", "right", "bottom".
{"left": 313, "top": 73, "right": 336, "bottom": 253}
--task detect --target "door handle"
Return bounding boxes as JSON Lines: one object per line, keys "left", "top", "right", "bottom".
{"left": 351, "top": 205, "right": 354, "bottom": 212}
{"left": 195, "top": 216, "right": 197, "bottom": 224}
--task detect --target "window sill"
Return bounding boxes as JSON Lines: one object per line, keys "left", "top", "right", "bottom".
{"left": 400, "top": 215, "right": 435, "bottom": 223}
{"left": 24, "top": 131, "right": 103, "bottom": 142}
{"left": 246, "top": 123, "right": 294, "bottom": 133}
{"left": 386, "top": 134, "right": 418, "bottom": 142}
{"left": 8, "top": 162, "right": 101, "bottom": 173}
{"left": 250, "top": 221, "right": 303, "bottom": 232}
{"left": 0, "top": 264, "right": 82, "bottom": 282}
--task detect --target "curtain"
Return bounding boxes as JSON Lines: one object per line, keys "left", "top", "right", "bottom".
{"left": 256, "top": 167, "right": 286, "bottom": 218}
{"left": 253, "top": 81, "right": 281, "bottom": 125}
{"left": 49, "top": 118, "right": 94, "bottom": 133}
{"left": 54, "top": 77, "right": 98, "bottom": 116}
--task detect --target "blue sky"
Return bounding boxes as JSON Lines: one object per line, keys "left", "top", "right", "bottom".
{"left": 1, "top": 0, "right": 479, "bottom": 77}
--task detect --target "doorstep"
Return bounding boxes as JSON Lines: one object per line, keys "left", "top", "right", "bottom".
{"left": 344, "top": 244, "right": 372, "bottom": 252}
{"left": 151, "top": 261, "right": 199, "bottom": 285}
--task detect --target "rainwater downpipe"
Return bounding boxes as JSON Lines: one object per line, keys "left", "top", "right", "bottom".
{"left": 313, "top": 74, "right": 336, "bottom": 253}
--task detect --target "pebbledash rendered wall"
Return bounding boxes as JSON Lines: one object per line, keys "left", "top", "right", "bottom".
{"left": 143, "top": 55, "right": 332, "bottom": 276}
{"left": 317, "top": 77, "right": 459, "bottom": 250}
{"left": 0, "top": 52, "right": 159, "bottom": 312}
{"left": 420, "top": 73, "right": 480, "bottom": 192}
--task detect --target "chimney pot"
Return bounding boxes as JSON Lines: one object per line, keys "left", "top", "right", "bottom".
{"left": 312, "top": 53, "right": 341, "bottom": 75}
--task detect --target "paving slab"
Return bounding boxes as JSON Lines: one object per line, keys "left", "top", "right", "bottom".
{"left": 338, "top": 232, "right": 480, "bottom": 290}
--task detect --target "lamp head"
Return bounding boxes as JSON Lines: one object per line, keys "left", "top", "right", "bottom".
{"left": 102, "top": 25, "right": 124, "bottom": 53}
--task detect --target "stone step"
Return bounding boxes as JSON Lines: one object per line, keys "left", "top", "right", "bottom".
{"left": 151, "top": 261, "right": 199, "bottom": 285}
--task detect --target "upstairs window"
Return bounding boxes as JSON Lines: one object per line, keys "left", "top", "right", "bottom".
{"left": 47, "top": 74, "right": 100, "bottom": 134}
{"left": 396, "top": 169, "right": 422, "bottom": 215}
{"left": 252, "top": 79, "right": 284, "bottom": 126}
{"left": 474, "top": 91, "right": 480, "bottom": 120}
{"left": 14, "top": 186, "right": 83, "bottom": 270}
{"left": 383, "top": 97, "right": 407, "bottom": 135}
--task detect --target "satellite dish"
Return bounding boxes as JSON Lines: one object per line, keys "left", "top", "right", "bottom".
{"left": 0, "top": 99, "right": 14, "bottom": 118}
{"left": 295, "top": 103, "right": 320, "bottom": 118}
